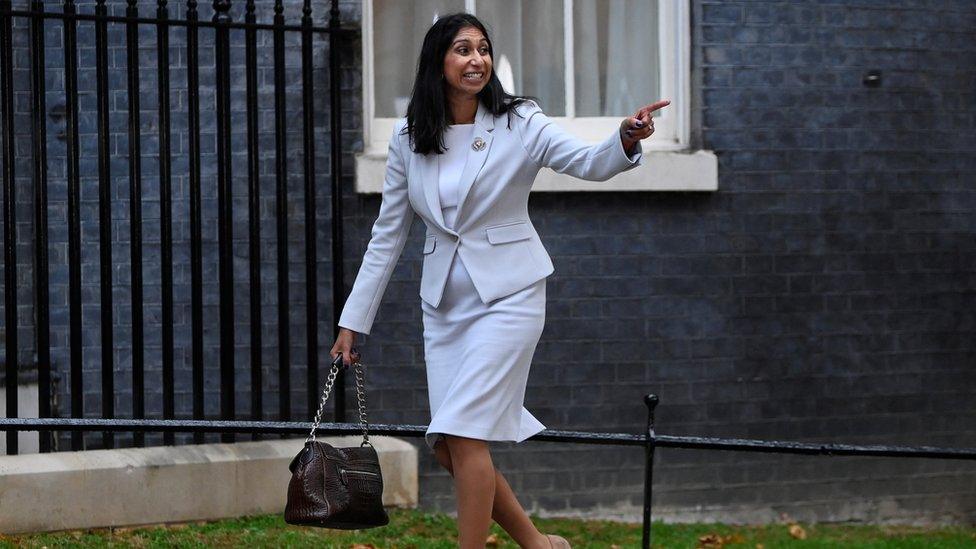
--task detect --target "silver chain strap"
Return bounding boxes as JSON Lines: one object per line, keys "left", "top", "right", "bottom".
{"left": 305, "top": 355, "right": 371, "bottom": 446}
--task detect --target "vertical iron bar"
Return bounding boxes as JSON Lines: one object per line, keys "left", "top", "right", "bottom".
{"left": 642, "top": 394, "right": 659, "bottom": 549}
{"left": 213, "top": 0, "right": 235, "bottom": 443}
{"left": 273, "top": 0, "right": 290, "bottom": 425}
{"left": 63, "top": 0, "right": 84, "bottom": 452}
{"left": 301, "top": 0, "right": 318, "bottom": 420}
{"left": 186, "top": 0, "right": 205, "bottom": 444}
{"left": 328, "top": 0, "right": 346, "bottom": 422}
{"left": 187, "top": 0, "right": 204, "bottom": 445}
{"left": 125, "top": 0, "right": 145, "bottom": 448}
{"left": 244, "top": 0, "right": 262, "bottom": 439}
{"left": 156, "top": 0, "right": 175, "bottom": 446}
{"left": 29, "top": 0, "right": 51, "bottom": 453}
{"left": 95, "top": 0, "right": 115, "bottom": 450}
{"left": 1, "top": 0, "right": 19, "bottom": 455}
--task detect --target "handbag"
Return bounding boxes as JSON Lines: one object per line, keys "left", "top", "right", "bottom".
{"left": 284, "top": 352, "right": 390, "bottom": 529}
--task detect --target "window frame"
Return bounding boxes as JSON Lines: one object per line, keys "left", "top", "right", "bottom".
{"left": 357, "top": 0, "right": 717, "bottom": 193}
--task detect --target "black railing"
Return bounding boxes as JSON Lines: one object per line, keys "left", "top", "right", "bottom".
{"left": 2, "top": 3, "right": 975, "bottom": 549}
{"left": 0, "top": 0, "right": 356, "bottom": 454}
{"left": 4, "top": 395, "right": 975, "bottom": 548}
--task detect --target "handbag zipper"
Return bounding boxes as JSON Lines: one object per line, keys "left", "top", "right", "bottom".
{"left": 339, "top": 466, "right": 381, "bottom": 484}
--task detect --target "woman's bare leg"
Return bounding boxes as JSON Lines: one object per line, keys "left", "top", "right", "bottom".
{"left": 434, "top": 438, "right": 550, "bottom": 549}
{"left": 443, "top": 434, "right": 496, "bottom": 548}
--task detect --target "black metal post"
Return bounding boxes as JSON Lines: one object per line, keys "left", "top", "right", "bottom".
{"left": 273, "top": 0, "right": 291, "bottom": 426}
{"left": 643, "top": 394, "right": 659, "bottom": 549}
{"left": 28, "top": 0, "right": 51, "bottom": 453}
{"left": 63, "top": 0, "right": 84, "bottom": 452}
{"left": 328, "top": 0, "right": 347, "bottom": 423}
{"left": 95, "top": 0, "right": 115, "bottom": 450}
{"left": 125, "top": 0, "right": 146, "bottom": 449}
{"left": 0, "top": 0, "right": 18, "bottom": 456}
{"left": 301, "top": 0, "right": 319, "bottom": 420}
{"left": 244, "top": 0, "right": 263, "bottom": 440}
{"left": 186, "top": 0, "right": 205, "bottom": 446}
{"left": 157, "top": 0, "right": 175, "bottom": 447}
{"left": 213, "top": 0, "right": 235, "bottom": 443}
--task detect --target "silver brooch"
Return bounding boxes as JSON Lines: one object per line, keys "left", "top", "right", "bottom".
{"left": 471, "top": 136, "right": 486, "bottom": 151}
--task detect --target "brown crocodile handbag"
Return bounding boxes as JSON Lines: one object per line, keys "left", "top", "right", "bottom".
{"left": 284, "top": 352, "right": 390, "bottom": 529}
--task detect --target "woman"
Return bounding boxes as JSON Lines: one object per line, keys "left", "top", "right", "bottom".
{"left": 331, "top": 12, "right": 669, "bottom": 549}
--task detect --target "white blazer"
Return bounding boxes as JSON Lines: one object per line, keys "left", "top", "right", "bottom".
{"left": 338, "top": 99, "right": 644, "bottom": 335}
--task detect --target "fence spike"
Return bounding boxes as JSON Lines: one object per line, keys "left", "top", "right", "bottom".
{"left": 213, "top": 0, "right": 230, "bottom": 22}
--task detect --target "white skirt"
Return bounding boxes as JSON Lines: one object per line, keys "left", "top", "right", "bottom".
{"left": 421, "top": 212, "right": 547, "bottom": 451}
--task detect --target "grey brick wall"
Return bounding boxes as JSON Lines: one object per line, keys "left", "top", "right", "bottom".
{"left": 340, "top": 0, "right": 976, "bottom": 524}
{"left": 1, "top": 0, "right": 974, "bottom": 526}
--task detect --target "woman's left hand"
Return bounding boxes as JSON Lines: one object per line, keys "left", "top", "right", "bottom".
{"left": 620, "top": 99, "right": 671, "bottom": 153}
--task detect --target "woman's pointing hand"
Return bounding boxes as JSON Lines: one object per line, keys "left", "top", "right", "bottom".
{"left": 620, "top": 99, "right": 671, "bottom": 153}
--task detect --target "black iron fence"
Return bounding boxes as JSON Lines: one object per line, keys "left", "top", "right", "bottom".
{"left": 0, "top": 0, "right": 356, "bottom": 453}
{"left": 1, "top": 2, "right": 975, "bottom": 549}
{"left": 5, "top": 396, "right": 976, "bottom": 548}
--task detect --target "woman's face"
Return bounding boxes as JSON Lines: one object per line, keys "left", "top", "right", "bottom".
{"left": 442, "top": 26, "right": 492, "bottom": 97}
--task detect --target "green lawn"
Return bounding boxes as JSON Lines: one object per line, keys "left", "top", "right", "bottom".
{"left": 1, "top": 507, "right": 974, "bottom": 548}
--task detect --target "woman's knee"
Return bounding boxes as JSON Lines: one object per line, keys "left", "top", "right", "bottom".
{"left": 432, "top": 439, "right": 454, "bottom": 474}
{"left": 443, "top": 434, "right": 490, "bottom": 458}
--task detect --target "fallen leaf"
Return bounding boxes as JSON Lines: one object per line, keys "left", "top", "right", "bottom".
{"left": 788, "top": 523, "right": 807, "bottom": 540}
{"left": 349, "top": 544, "right": 376, "bottom": 549}
{"left": 697, "top": 532, "right": 724, "bottom": 548}
{"left": 486, "top": 533, "right": 500, "bottom": 546}
{"left": 696, "top": 532, "right": 743, "bottom": 548}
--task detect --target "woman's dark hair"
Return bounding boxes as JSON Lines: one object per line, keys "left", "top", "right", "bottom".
{"left": 403, "top": 12, "right": 541, "bottom": 156}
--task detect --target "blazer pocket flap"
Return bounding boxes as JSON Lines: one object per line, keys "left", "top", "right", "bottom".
{"left": 423, "top": 235, "right": 436, "bottom": 254}
{"left": 485, "top": 221, "right": 533, "bottom": 245}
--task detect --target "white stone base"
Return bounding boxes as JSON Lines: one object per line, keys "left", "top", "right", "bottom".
{"left": 0, "top": 435, "right": 417, "bottom": 534}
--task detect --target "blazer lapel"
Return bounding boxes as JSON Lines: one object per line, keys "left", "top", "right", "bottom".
{"left": 453, "top": 101, "right": 495, "bottom": 227}
{"left": 421, "top": 101, "right": 495, "bottom": 233}
{"left": 421, "top": 149, "right": 447, "bottom": 229}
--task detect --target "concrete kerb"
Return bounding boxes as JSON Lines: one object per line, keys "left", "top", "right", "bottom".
{"left": 0, "top": 435, "right": 418, "bottom": 534}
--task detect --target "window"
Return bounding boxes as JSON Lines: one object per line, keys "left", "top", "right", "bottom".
{"left": 358, "top": 0, "right": 716, "bottom": 192}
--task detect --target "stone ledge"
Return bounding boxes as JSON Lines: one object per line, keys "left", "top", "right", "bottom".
{"left": 0, "top": 435, "right": 417, "bottom": 534}
{"left": 354, "top": 148, "right": 718, "bottom": 193}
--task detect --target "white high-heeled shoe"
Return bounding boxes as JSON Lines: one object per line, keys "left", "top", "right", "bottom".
{"left": 546, "top": 533, "right": 572, "bottom": 549}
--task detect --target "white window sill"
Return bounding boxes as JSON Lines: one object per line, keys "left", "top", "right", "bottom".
{"left": 353, "top": 147, "right": 718, "bottom": 193}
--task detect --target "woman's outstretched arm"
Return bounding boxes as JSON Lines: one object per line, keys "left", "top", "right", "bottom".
{"left": 516, "top": 98, "right": 670, "bottom": 181}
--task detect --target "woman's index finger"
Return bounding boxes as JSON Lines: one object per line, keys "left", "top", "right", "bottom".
{"left": 645, "top": 99, "right": 671, "bottom": 115}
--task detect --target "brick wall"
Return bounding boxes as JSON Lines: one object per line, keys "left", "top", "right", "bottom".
{"left": 342, "top": 1, "right": 976, "bottom": 523}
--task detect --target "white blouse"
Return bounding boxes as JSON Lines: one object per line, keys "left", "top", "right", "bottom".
{"left": 438, "top": 123, "right": 474, "bottom": 229}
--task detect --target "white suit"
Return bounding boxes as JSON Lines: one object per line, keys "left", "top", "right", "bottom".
{"left": 338, "top": 99, "right": 643, "bottom": 335}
